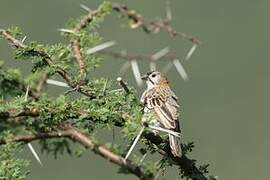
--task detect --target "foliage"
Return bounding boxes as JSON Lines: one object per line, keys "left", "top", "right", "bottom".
{"left": 0, "top": 1, "right": 214, "bottom": 180}
{"left": 0, "top": 143, "right": 29, "bottom": 180}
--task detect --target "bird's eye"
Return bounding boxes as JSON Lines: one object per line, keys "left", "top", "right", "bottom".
{"left": 151, "top": 74, "right": 156, "bottom": 78}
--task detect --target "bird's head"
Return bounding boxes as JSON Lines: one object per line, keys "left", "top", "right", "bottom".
{"left": 141, "top": 71, "right": 169, "bottom": 89}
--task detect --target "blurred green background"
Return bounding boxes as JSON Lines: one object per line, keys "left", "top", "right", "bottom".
{"left": 1, "top": 0, "right": 269, "bottom": 179}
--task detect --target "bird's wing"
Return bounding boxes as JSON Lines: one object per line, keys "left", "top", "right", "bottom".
{"left": 169, "top": 89, "right": 180, "bottom": 107}
{"left": 146, "top": 87, "right": 179, "bottom": 130}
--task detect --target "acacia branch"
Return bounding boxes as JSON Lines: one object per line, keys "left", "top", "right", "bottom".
{"left": 70, "top": 10, "right": 97, "bottom": 81}
{"left": 99, "top": 50, "right": 177, "bottom": 62}
{"left": 1, "top": 74, "right": 210, "bottom": 179}
{"left": 70, "top": 6, "right": 109, "bottom": 82}
{"left": 0, "top": 30, "right": 72, "bottom": 84}
{"left": 71, "top": 39, "right": 86, "bottom": 81}
{"left": 0, "top": 109, "right": 39, "bottom": 120}
{"left": 112, "top": 3, "right": 201, "bottom": 45}
{"left": 0, "top": 106, "right": 209, "bottom": 179}
{"left": 143, "top": 132, "right": 208, "bottom": 180}
{"left": 0, "top": 126, "right": 154, "bottom": 180}
{"left": 0, "top": 30, "right": 95, "bottom": 98}
{"left": 0, "top": 69, "right": 39, "bottom": 100}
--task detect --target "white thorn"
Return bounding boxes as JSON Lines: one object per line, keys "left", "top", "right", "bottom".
{"left": 172, "top": 59, "right": 188, "bottom": 81}
{"left": 139, "top": 153, "right": 147, "bottom": 164}
{"left": 86, "top": 41, "right": 116, "bottom": 55}
{"left": 151, "top": 47, "right": 170, "bottom": 61}
{"left": 21, "top": 36, "right": 27, "bottom": 44}
{"left": 148, "top": 125, "right": 181, "bottom": 138}
{"left": 102, "top": 79, "right": 108, "bottom": 93}
{"left": 24, "top": 86, "right": 29, "bottom": 102}
{"left": 57, "top": 28, "right": 75, "bottom": 34}
{"left": 46, "top": 79, "right": 69, "bottom": 88}
{"left": 108, "top": 89, "right": 123, "bottom": 93}
{"left": 149, "top": 47, "right": 170, "bottom": 71}
{"left": 130, "top": 60, "right": 143, "bottom": 86}
{"left": 185, "top": 44, "right": 197, "bottom": 61}
{"left": 125, "top": 127, "right": 145, "bottom": 160}
{"left": 24, "top": 86, "right": 43, "bottom": 166}
{"left": 80, "top": 4, "right": 92, "bottom": 12}
{"left": 165, "top": 0, "right": 172, "bottom": 21}
{"left": 27, "top": 143, "right": 43, "bottom": 167}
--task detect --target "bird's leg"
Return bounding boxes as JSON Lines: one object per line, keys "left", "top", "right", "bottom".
{"left": 124, "top": 126, "right": 145, "bottom": 160}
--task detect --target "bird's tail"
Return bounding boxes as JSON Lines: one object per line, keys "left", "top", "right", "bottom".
{"left": 169, "top": 134, "right": 182, "bottom": 157}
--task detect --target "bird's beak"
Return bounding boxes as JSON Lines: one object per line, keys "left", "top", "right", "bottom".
{"left": 141, "top": 74, "right": 148, "bottom": 80}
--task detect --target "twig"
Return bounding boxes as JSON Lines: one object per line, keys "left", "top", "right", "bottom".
{"left": 71, "top": 39, "right": 86, "bottom": 81}
{"left": 0, "top": 127, "right": 154, "bottom": 180}
{"left": 0, "top": 108, "right": 209, "bottom": 179}
{"left": 143, "top": 132, "right": 208, "bottom": 180}
{"left": 0, "top": 30, "right": 96, "bottom": 98}
{"left": 0, "top": 30, "right": 26, "bottom": 48}
{"left": 112, "top": 3, "right": 201, "bottom": 45}
{"left": 117, "top": 77, "right": 130, "bottom": 93}
{"left": 70, "top": 6, "right": 101, "bottom": 82}
{"left": 0, "top": 30, "right": 72, "bottom": 86}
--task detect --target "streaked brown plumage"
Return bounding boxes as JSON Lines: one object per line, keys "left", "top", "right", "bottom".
{"left": 141, "top": 71, "right": 182, "bottom": 157}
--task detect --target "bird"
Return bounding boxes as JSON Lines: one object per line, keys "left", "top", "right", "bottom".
{"left": 140, "top": 71, "right": 182, "bottom": 157}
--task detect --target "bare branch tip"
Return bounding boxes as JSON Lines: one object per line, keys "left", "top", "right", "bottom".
{"left": 117, "top": 77, "right": 130, "bottom": 93}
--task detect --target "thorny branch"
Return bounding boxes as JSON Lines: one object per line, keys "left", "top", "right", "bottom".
{"left": 70, "top": 5, "right": 113, "bottom": 83}
{"left": 99, "top": 50, "right": 177, "bottom": 62}
{"left": 71, "top": 39, "right": 86, "bottom": 81}
{"left": 112, "top": 3, "right": 201, "bottom": 45}
{"left": 0, "top": 30, "right": 95, "bottom": 98}
{"left": 0, "top": 2, "right": 209, "bottom": 179}
{"left": 0, "top": 30, "right": 72, "bottom": 84}
{"left": 144, "top": 132, "right": 207, "bottom": 180}
{"left": 0, "top": 107, "right": 209, "bottom": 179}
{"left": 70, "top": 9, "right": 101, "bottom": 82}
{"left": 0, "top": 126, "right": 154, "bottom": 180}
